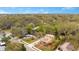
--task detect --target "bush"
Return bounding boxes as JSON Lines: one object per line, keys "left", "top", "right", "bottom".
{"left": 5, "top": 41, "right": 26, "bottom": 51}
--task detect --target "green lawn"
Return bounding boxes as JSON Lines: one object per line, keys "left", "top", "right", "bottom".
{"left": 23, "top": 38, "right": 37, "bottom": 43}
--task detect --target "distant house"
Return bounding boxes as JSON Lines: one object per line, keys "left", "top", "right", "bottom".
{"left": 57, "top": 42, "right": 74, "bottom": 51}
{"left": 32, "top": 26, "right": 39, "bottom": 31}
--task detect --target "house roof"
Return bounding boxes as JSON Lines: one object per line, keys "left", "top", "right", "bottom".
{"left": 41, "top": 34, "right": 55, "bottom": 44}
{"left": 59, "top": 42, "right": 74, "bottom": 51}
{"left": 0, "top": 42, "right": 5, "bottom": 46}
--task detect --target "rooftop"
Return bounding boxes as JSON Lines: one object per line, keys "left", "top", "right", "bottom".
{"left": 57, "top": 42, "right": 74, "bottom": 51}
{"left": 34, "top": 34, "right": 59, "bottom": 51}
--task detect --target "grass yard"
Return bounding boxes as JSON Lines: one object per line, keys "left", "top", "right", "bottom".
{"left": 23, "top": 38, "right": 37, "bottom": 43}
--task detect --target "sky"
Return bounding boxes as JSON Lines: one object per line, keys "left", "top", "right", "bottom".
{"left": 0, "top": 7, "right": 79, "bottom": 14}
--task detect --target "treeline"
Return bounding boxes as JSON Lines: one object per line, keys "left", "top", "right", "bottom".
{"left": 0, "top": 14, "right": 79, "bottom": 38}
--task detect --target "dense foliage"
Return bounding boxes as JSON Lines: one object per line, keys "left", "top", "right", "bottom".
{"left": 1, "top": 14, "right": 79, "bottom": 50}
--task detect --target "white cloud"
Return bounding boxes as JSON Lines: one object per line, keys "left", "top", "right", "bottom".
{"left": 0, "top": 10, "right": 8, "bottom": 14}
{"left": 39, "top": 9, "right": 49, "bottom": 13}
{"left": 23, "top": 8, "right": 49, "bottom": 14}
{"left": 62, "top": 7, "right": 74, "bottom": 10}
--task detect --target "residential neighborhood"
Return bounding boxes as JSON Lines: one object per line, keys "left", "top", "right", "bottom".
{"left": 0, "top": 30, "right": 77, "bottom": 51}
{"left": 0, "top": 14, "right": 79, "bottom": 51}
